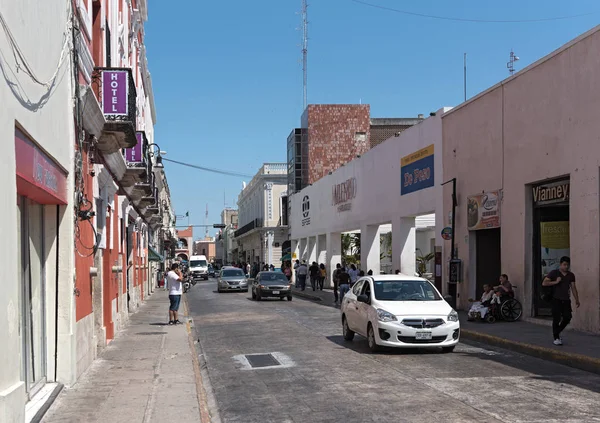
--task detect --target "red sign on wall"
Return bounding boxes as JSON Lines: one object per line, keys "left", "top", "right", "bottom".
{"left": 15, "top": 129, "right": 68, "bottom": 205}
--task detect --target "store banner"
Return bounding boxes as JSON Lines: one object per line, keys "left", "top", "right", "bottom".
{"left": 540, "top": 221, "right": 570, "bottom": 276}
{"left": 102, "top": 70, "right": 129, "bottom": 116}
{"left": 401, "top": 145, "right": 434, "bottom": 195}
{"left": 467, "top": 191, "right": 501, "bottom": 230}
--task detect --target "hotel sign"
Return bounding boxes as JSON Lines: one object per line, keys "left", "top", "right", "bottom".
{"left": 102, "top": 70, "right": 129, "bottom": 116}
{"left": 401, "top": 145, "right": 434, "bottom": 195}
{"left": 332, "top": 177, "right": 357, "bottom": 212}
{"left": 533, "top": 180, "right": 570, "bottom": 206}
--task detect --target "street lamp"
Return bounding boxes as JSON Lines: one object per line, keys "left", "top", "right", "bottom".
{"left": 147, "top": 143, "right": 165, "bottom": 169}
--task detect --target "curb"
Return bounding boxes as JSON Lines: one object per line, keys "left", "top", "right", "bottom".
{"left": 292, "top": 290, "right": 323, "bottom": 302}
{"left": 461, "top": 329, "right": 600, "bottom": 375}
{"left": 183, "top": 296, "right": 222, "bottom": 423}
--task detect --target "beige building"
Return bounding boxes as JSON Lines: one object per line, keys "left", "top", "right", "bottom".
{"left": 442, "top": 25, "right": 600, "bottom": 333}
{"left": 236, "top": 163, "right": 288, "bottom": 267}
{"left": 194, "top": 238, "right": 216, "bottom": 261}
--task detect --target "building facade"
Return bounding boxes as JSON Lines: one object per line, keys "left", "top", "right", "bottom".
{"left": 442, "top": 25, "right": 600, "bottom": 333}
{"left": 194, "top": 238, "right": 216, "bottom": 261}
{"left": 0, "top": 1, "right": 171, "bottom": 421}
{"left": 236, "top": 164, "right": 289, "bottom": 267}
{"left": 290, "top": 110, "right": 449, "bottom": 288}
{"left": 370, "top": 117, "right": 424, "bottom": 149}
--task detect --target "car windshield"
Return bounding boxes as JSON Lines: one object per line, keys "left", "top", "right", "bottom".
{"left": 190, "top": 260, "right": 207, "bottom": 267}
{"left": 260, "top": 273, "right": 289, "bottom": 285}
{"left": 222, "top": 269, "right": 244, "bottom": 277}
{"left": 373, "top": 280, "right": 442, "bottom": 301}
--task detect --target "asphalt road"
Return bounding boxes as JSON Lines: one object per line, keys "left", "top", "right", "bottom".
{"left": 187, "top": 278, "right": 600, "bottom": 423}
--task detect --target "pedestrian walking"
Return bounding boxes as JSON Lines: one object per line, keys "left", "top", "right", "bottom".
{"left": 166, "top": 263, "right": 183, "bottom": 325}
{"left": 542, "top": 256, "right": 580, "bottom": 345}
{"left": 332, "top": 263, "right": 341, "bottom": 305}
{"left": 294, "top": 259, "right": 300, "bottom": 288}
{"left": 319, "top": 263, "right": 326, "bottom": 290}
{"left": 309, "top": 261, "right": 320, "bottom": 291}
{"left": 284, "top": 264, "right": 292, "bottom": 281}
{"left": 348, "top": 264, "right": 359, "bottom": 286}
{"left": 338, "top": 267, "right": 351, "bottom": 304}
{"left": 297, "top": 261, "right": 308, "bottom": 291}
{"left": 270, "top": 263, "right": 275, "bottom": 271}
{"left": 246, "top": 262, "right": 251, "bottom": 277}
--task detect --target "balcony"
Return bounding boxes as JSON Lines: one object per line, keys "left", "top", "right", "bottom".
{"left": 121, "top": 131, "right": 149, "bottom": 188}
{"left": 93, "top": 67, "right": 137, "bottom": 155}
{"left": 234, "top": 218, "right": 263, "bottom": 238}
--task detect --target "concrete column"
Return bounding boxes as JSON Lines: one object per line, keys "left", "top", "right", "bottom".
{"left": 299, "top": 238, "right": 307, "bottom": 262}
{"left": 308, "top": 236, "right": 317, "bottom": 264}
{"left": 291, "top": 239, "right": 300, "bottom": 284}
{"left": 392, "top": 216, "right": 416, "bottom": 276}
{"left": 360, "top": 224, "right": 381, "bottom": 275}
{"left": 267, "top": 231, "right": 274, "bottom": 267}
{"left": 326, "top": 232, "right": 342, "bottom": 288}
{"left": 317, "top": 234, "right": 327, "bottom": 264}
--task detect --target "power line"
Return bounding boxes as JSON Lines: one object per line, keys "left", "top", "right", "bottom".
{"left": 162, "top": 157, "right": 253, "bottom": 178}
{"left": 350, "top": 0, "right": 596, "bottom": 23}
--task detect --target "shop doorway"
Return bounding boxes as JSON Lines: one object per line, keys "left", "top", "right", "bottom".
{"left": 475, "top": 228, "right": 501, "bottom": 300}
{"left": 17, "top": 197, "right": 47, "bottom": 397}
{"left": 533, "top": 205, "right": 569, "bottom": 317}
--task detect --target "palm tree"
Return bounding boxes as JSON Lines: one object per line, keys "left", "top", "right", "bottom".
{"left": 416, "top": 249, "right": 435, "bottom": 277}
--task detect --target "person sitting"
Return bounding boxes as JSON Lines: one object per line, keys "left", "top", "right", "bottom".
{"left": 468, "top": 284, "right": 494, "bottom": 320}
{"left": 492, "top": 274, "right": 513, "bottom": 304}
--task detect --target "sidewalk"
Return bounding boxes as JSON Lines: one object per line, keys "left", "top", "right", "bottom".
{"left": 292, "top": 285, "right": 600, "bottom": 375}
{"left": 41, "top": 291, "right": 210, "bottom": 423}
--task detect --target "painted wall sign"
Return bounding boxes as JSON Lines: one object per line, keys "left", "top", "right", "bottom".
{"left": 467, "top": 190, "right": 501, "bottom": 230}
{"left": 301, "top": 195, "right": 311, "bottom": 226}
{"left": 125, "top": 132, "right": 144, "bottom": 163}
{"left": 332, "top": 177, "right": 357, "bottom": 212}
{"left": 102, "top": 70, "right": 129, "bottom": 116}
{"left": 15, "top": 129, "right": 68, "bottom": 205}
{"left": 533, "top": 180, "right": 570, "bottom": 206}
{"left": 401, "top": 144, "right": 435, "bottom": 195}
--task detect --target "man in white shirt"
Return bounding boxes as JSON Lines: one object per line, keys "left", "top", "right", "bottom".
{"left": 297, "top": 261, "right": 308, "bottom": 291}
{"left": 166, "top": 263, "right": 183, "bottom": 325}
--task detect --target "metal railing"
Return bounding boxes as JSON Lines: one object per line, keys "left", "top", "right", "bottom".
{"left": 234, "top": 218, "right": 263, "bottom": 238}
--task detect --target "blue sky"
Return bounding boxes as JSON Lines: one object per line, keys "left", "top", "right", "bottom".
{"left": 145, "top": 0, "right": 598, "bottom": 239}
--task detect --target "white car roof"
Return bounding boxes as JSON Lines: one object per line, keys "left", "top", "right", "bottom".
{"left": 368, "top": 274, "right": 429, "bottom": 282}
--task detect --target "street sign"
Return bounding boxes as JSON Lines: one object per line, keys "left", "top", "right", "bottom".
{"left": 213, "top": 224, "right": 226, "bottom": 229}
{"left": 441, "top": 227, "right": 453, "bottom": 240}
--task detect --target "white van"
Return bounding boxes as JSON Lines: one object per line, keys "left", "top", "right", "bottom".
{"left": 189, "top": 255, "right": 209, "bottom": 280}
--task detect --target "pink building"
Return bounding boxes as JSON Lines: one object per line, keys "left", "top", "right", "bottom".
{"left": 442, "top": 26, "right": 600, "bottom": 333}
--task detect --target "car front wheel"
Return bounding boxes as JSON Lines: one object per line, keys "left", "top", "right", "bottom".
{"left": 367, "top": 323, "right": 380, "bottom": 352}
{"left": 342, "top": 316, "right": 355, "bottom": 341}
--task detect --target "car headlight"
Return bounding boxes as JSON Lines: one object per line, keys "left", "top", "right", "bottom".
{"left": 376, "top": 309, "right": 397, "bottom": 322}
{"left": 448, "top": 310, "right": 459, "bottom": 322}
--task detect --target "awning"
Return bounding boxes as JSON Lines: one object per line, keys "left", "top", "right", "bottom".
{"left": 280, "top": 253, "right": 291, "bottom": 262}
{"left": 148, "top": 246, "right": 164, "bottom": 262}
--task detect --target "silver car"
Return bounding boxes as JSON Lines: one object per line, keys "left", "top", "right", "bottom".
{"left": 217, "top": 267, "right": 249, "bottom": 293}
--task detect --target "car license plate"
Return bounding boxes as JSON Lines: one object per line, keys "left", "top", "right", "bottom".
{"left": 415, "top": 331, "right": 432, "bottom": 340}
{"left": 272, "top": 291, "right": 280, "bottom": 295}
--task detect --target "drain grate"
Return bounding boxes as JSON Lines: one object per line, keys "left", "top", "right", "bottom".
{"left": 245, "top": 353, "right": 279, "bottom": 368}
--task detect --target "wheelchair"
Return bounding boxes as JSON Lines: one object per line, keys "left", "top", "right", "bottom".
{"left": 485, "top": 290, "right": 523, "bottom": 323}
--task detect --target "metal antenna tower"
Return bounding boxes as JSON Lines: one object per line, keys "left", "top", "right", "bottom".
{"left": 301, "top": 0, "right": 308, "bottom": 110}
{"left": 507, "top": 50, "right": 520, "bottom": 75}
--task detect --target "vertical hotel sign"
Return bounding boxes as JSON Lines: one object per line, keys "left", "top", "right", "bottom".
{"left": 401, "top": 145, "right": 434, "bottom": 195}
{"left": 126, "top": 132, "right": 144, "bottom": 163}
{"left": 102, "top": 70, "right": 129, "bottom": 116}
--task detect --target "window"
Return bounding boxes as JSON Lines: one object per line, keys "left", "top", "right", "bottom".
{"left": 373, "top": 280, "right": 442, "bottom": 301}
{"left": 222, "top": 269, "right": 244, "bottom": 277}
{"left": 352, "top": 280, "right": 364, "bottom": 295}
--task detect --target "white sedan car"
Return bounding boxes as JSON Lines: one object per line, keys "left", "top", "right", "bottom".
{"left": 341, "top": 275, "right": 460, "bottom": 353}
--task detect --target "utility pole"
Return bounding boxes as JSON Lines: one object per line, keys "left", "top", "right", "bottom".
{"left": 205, "top": 204, "right": 209, "bottom": 239}
{"left": 301, "top": 0, "right": 308, "bottom": 110}
{"left": 463, "top": 53, "right": 467, "bottom": 102}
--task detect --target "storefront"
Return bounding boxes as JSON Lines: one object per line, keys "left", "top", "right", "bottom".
{"left": 15, "top": 128, "right": 68, "bottom": 397}
{"left": 532, "top": 179, "right": 570, "bottom": 317}
{"left": 442, "top": 25, "right": 600, "bottom": 332}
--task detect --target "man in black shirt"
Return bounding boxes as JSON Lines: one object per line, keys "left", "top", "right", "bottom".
{"left": 338, "top": 268, "right": 351, "bottom": 304}
{"left": 542, "top": 256, "right": 580, "bottom": 345}
{"left": 309, "top": 261, "right": 320, "bottom": 291}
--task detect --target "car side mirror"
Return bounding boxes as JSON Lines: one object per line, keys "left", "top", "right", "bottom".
{"left": 357, "top": 294, "right": 369, "bottom": 304}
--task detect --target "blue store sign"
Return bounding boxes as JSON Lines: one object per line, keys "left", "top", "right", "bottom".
{"left": 401, "top": 144, "right": 435, "bottom": 195}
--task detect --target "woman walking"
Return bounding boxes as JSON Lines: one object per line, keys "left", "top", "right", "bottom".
{"left": 318, "top": 263, "right": 326, "bottom": 290}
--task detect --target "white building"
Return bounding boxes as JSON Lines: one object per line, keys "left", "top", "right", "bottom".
{"left": 236, "top": 164, "right": 289, "bottom": 267}
{"left": 290, "top": 108, "right": 451, "bottom": 288}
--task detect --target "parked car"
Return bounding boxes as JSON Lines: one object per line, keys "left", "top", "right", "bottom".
{"left": 341, "top": 275, "right": 460, "bottom": 353}
{"left": 217, "top": 267, "right": 249, "bottom": 292}
{"left": 252, "top": 271, "right": 292, "bottom": 301}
